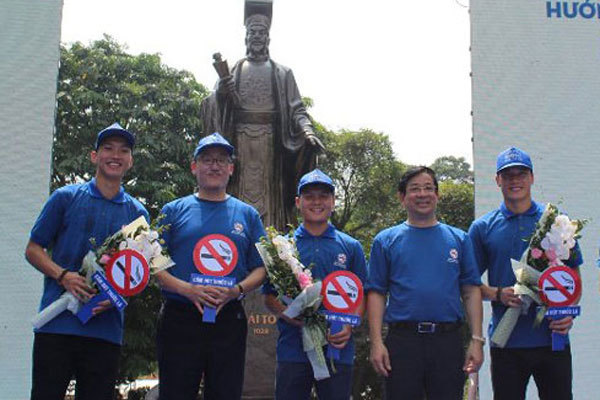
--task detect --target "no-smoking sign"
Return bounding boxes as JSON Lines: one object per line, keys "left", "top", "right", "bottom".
{"left": 538, "top": 265, "right": 581, "bottom": 307}
{"left": 105, "top": 249, "right": 150, "bottom": 296}
{"left": 321, "top": 271, "right": 364, "bottom": 314}
{"left": 193, "top": 234, "right": 238, "bottom": 276}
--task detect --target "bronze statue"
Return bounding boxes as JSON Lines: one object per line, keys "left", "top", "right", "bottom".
{"left": 200, "top": 0, "right": 324, "bottom": 230}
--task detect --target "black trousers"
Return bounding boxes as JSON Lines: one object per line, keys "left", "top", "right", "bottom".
{"left": 384, "top": 325, "right": 465, "bottom": 400}
{"left": 31, "top": 333, "right": 120, "bottom": 400}
{"left": 157, "top": 300, "right": 248, "bottom": 400}
{"left": 490, "top": 345, "right": 572, "bottom": 400}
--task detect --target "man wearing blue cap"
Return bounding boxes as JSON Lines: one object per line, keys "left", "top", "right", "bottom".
{"left": 155, "top": 132, "right": 267, "bottom": 400}
{"left": 263, "top": 168, "right": 367, "bottom": 400}
{"left": 468, "top": 147, "right": 582, "bottom": 399}
{"left": 25, "top": 123, "right": 148, "bottom": 400}
{"left": 367, "top": 166, "right": 484, "bottom": 400}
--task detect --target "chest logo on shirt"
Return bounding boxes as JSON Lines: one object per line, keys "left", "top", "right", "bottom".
{"left": 447, "top": 248, "right": 459, "bottom": 264}
{"left": 231, "top": 221, "right": 247, "bottom": 238}
{"left": 333, "top": 253, "right": 348, "bottom": 269}
{"left": 193, "top": 234, "right": 239, "bottom": 276}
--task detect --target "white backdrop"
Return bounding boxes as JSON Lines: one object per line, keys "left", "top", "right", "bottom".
{"left": 0, "top": 1, "right": 62, "bottom": 398}
{"left": 471, "top": 0, "right": 600, "bottom": 398}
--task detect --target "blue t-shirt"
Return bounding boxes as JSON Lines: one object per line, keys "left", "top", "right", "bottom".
{"left": 468, "top": 201, "right": 583, "bottom": 348}
{"left": 366, "top": 222, "right": 481, "bottom": 323}
{"left": 160, "top": 194, "right": 266, "bottom": 303}
{"left": 263, "top": 224, "right": 367, "bottom": 365}
{"left": 29, "top": 179, "right": 149, "bottom": 345}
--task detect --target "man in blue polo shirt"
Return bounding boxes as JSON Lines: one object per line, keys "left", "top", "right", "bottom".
{"left": 468, "top": 147, "right": 582, "bottom": 400}
{"left": 155, "top": 132, "right": 266, "bottom": 400}
{"left": 367, "top": 166, "right": 484, "bottom": 400}
{"left": 25, "top": 123, "right": 148, "bottom": 400}
{"left": 263, "top": 169, "right": 367, "bottom": 400}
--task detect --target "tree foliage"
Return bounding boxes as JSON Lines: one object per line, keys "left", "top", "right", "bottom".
{"left": 437, "top": 181, "right": 475, "bottom": 232}
{"left": 317, "top": 127, "right": 406, "bottom": 251}
{"left": 54, "top": 36, "right": 209, "bottom": 380}
{"left": 430, "top": 155, "right": 474, "bottom": 184}
{"left": 54, "top": 35, "right": 207, "bottom": 216}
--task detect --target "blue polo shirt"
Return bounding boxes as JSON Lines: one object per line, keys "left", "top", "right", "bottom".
{"left": 160, "top": 195, "right": 266, "bottom": 303}
{"left": 29, "top": 179, "right": 149, "bottom": 345}
{"left": 263, "top": 224, "right": 367, "bottom": 365}
{"left": 468, "top": 201, "right": 583, "bottom": 348}
{"left": 366, "top": 222, "right": 481, "bottom": 323}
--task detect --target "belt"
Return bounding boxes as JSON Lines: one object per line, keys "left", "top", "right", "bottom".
{"left": 164, "top": 299, "right": 243, "bottom": 317}
{"left": 389, "top": 321, "right": 462, "bottom": 334}
{"left": 234, "top": 110, "right": 277, "bottom": 124}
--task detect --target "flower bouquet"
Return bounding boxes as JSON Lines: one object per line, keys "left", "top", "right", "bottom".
{"left": 491, "top": 204, "right": 585, "bottom": 347}
{"left": 256, "top": 226, "right": 329, "bottom": 380}
{"left": 32, "top": 215, "right": 174, "bottom": 328}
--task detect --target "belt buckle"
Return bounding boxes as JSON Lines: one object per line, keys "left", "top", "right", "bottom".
{"left": 417, "top": 322, "right": 436, "bottom": 334}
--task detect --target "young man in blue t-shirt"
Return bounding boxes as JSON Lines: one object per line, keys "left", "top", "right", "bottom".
{"left": 25, "top": 123, "right": 149, "bottom": 400}
{"left": 468, "top": 147, "right": 582, "bottom": 400}
{"left": 155, "top": 132, "right": 266, "bottom": 400}
{"left": 367, "top": 166, "right": 484, "bottom": 400}
{"left": 263, "top": 169, "right": 367, "bottom": 400}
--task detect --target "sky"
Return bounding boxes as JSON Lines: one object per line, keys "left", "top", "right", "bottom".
{"left": 60, "top": 0, "right": 473, "bottom": 166}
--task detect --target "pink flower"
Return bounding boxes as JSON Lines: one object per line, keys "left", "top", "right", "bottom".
{"left": 545, "top": 248, "right": 557, "bottom": 263}
{"left": 531, "top": 248, "right": 543, "bottom": 259}
{"left": 296, "top": 271, "right": 313, "bottom": 289}
{"left": 99, "top": 254, "right": 111, "bottom": 265}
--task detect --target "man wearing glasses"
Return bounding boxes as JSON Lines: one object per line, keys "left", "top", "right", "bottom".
{"left": 367, "top": 166, "right": 484, "bottom": 400}
{"left": 155, "top": 132, "right": 266, "bottom": 400}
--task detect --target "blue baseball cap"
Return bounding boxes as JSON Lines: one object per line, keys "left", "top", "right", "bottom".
{"left": 297, "top": 169, "right": 335, "bottom": 195}
{"left": 496, "top": 147, "right": 533, "bottom": 173}
{"left": 95, "top": 123, "right": 135, "bottom": 150}
{"left": 193, "top": 132, "right": 234, "bottom": 159}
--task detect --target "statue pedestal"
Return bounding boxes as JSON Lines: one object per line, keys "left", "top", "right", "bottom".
{"left": 242, "top": 290, "right": 277, "bottom": 399}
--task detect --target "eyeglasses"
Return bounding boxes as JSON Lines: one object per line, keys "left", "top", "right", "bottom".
{"left": 406, "top": 185, "right": 436, "bottom": 194}
{"left": 198, "top": 156, "right": 231, "bottom": 167}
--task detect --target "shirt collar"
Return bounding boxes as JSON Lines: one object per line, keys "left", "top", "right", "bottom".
{"left": 295, "top": 223, "right": 336, "bottom": 239}
{"left": 500, "top": 200, "right": 541, "bottom": 218}
{"left": 88, "top": 178, "right": 126, "bottom": 204}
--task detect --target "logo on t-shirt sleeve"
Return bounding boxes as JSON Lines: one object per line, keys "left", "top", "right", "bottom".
{"left": 447, "top": 248, "right": 459, "bottom": 264}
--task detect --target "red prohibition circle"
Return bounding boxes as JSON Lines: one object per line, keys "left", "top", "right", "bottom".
{"left": 321, "top": 270, "right": 364, "bottom": 314}
{"left": 105, "top": 249, "right": 150, "bottom": 297}
{"left": 538, "top": 265, "right": 581, "bottom": 307}
{"left": 193, "top": 234, "right": 238, "bottom": 277}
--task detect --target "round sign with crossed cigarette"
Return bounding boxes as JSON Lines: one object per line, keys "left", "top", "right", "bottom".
{"left": 538, "top": 265, "right": 581, "bottom": 307}
{"left": 193, "top": 234, "right": 238, "bottom": 276}
{"left": 105, "top": 249, "right": 150, "bottom": 296}
{"left": 321, "top": 271, "right": 364, "bottom": 314}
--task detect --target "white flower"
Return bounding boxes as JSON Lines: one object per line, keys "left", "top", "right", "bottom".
{"left": 118, "top": 241, "right": 127, "bottom": 251}
{"left": 273, "top": 235, "right": 294, "bottom": 262}
{"left": 152, "top": 241, "right": 162, "bottom": 258}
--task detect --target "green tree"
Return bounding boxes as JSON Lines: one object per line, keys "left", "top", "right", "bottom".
{"left": 430, "top": 155, "right": 474, "bottom": 184}
{"left": 54, "top": 36, "right": 209, "bottom": 380}
{"left": 437, "top": 180, "right": 475, "bottom": 232}
{"left": 317, "top": 127, "right": 406, "bottom": 251}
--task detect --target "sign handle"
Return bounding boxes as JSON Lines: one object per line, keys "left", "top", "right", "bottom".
{"left": 551, "top": 329, "right": 567, "bottom": 351}
{"left": 203, "top": 306, "right": 217, "bottom": 323}
{"left": 327, "top": 321, "right": 344, "bottom": 360}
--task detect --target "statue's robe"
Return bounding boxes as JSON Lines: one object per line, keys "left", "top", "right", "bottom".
{"left": 201, "top": 58, "right": 316, "bottom": 230}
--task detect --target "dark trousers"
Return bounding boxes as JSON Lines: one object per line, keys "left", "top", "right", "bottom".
{"left": 275, "top": 361, "right": 353, "bottom": 400}
{"left": 157, "top": 300, "right": 248, "bottom": 400}
{"left": 31, "top": 333, "right": 120, "bottom": 400}
{"left": 384, "top": 325, "right": 465, "bottom": 400}
{"left": 490, "top": 345, "right": 572, "bottom": 400}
